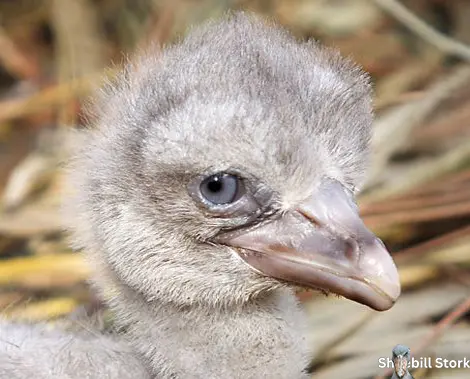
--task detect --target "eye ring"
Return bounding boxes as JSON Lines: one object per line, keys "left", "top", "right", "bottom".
{"left": 188, "top": 170, "right": 272, "bottom": 218}
{"left": 199, "top": 173, "right": 245, "bottom": 205}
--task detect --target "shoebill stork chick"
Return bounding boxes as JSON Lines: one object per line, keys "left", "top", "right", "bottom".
{"left": 3, "top": 12, "right": 402, "bottom": 379}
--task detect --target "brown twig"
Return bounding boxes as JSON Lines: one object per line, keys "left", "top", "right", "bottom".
{"left": 414, "top": 294, "right": 470, "bottom": 356}
{"left": 364, "top": 199, "right": 470, "bottom": 228}
{"left": 373, "top": 0, "right": 470, "bottom": 61}
{"left": 394, "top": 225, "right": 470, "bottom": 265}
{"left": 0, "top": 27, "right": 39, "bottom": 80}
{"left": 415, "top": 102, "right": 470, "bottom": 141}
{"left": 386, "top": 169, "right": 470, "bottom": 199}
{"left": 50, "top": 0, "right": 106, "bottom": 126}
{"left": 138, "top": 0, "right": 179, "bottom": 50}
{"left": 365, "top": 138, "right": 470, "bottom": 201}
{"left": 361, "top": 184, "right": 470, "bottom": 215}
{"left": 0, "top": 73, "right": 104, "bottom": 123}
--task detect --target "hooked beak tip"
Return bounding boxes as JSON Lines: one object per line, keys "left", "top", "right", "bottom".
{"left": 358, "top": 238, "right": 401, "bottom": 305}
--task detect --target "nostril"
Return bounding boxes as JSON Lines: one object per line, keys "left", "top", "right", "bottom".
{"left": 296, "top": 209, "right": 321, "bottom": 227}
{"left": 344, "top": 239, "right": 360, "bottom": 262}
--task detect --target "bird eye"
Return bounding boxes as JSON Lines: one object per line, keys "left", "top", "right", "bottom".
{"left": 199, "top": 173, "right": 244, "bottom": 205}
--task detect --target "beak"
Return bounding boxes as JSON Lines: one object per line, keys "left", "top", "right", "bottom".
{"left": 394, "top": 356, "right": 408, "bottom": 377}
{"left": 217, "top": 180, "right": 400, "bottom": 311}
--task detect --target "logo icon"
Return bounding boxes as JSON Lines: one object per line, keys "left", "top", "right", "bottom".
{"left": 392, "top": 344, "right": 414, "bottom": 379}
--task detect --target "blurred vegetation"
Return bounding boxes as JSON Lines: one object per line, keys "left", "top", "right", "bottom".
{"left": 0, "top": 1, "right": 469, "bottom": 378}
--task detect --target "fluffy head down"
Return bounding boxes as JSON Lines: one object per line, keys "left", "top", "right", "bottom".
{"left": 65, "top": 12, "right": 373, "bottom": 309}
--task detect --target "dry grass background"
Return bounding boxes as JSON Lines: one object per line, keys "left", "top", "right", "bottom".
{"left": 0, "top": 1, "right": 469, "bottom": 378}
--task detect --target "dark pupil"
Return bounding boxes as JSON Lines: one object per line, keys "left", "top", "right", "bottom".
{"left": 207, "top": 177, "right": 223, "bottom": 193}
{"left": 199, "top": 173, "right": 240, "bottom": 205}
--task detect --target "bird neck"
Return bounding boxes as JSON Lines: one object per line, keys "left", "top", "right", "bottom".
{"left": 392, "top": 372, "right": 414, "bottom": 379}
{"left": 107, "top": 280, "right": 311, "bottom": 379}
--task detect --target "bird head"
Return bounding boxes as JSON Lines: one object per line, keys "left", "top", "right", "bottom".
{"left": 392, "top": 344, "right": 411, "bottom": 377}
{"left": 66, "top": 13, "right": 400, "bottom": 311}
